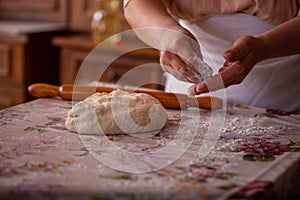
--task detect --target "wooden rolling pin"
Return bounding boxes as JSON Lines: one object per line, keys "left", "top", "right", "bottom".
{"left": 28, "top": 83, "right": 223, "bottom": 110}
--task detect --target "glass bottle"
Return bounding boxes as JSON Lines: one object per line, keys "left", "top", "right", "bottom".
{"left": 91, "top": 0, "right": 121, "bottom": 43}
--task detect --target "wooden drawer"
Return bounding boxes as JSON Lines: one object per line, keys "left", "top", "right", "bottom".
{"left": 98, "top": 52, "right": 164, "bottom": 89}
{"left": 0, "top": 32, "right": 63, "bottom": 109}
{"left": 59, "top": 47, "right": 164, "bottom": 89}
{"left": 0, "top": 42, "right": 25, "bottom": 84}
{"left": 0, "top": 44, "right": 10, "bottom": 78}
{"left": 0, "top": 36, "right": 26, "bottom": 109}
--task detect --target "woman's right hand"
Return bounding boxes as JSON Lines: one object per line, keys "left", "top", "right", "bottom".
{"left": 124, "top": 0, "right": 213, "bottom": 83}
{"left": 159, "top": 29, "right": 213, "bottom": 83}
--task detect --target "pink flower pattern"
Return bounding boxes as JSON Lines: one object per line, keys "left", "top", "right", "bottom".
{"left": 188, "top": 164, "right": 218, "bottom": 181}
{"left": 237, "top": 141, "right": 290, "bottom": 156}
{"left": 230, "top": 181, "right": 274, "bottom": 199}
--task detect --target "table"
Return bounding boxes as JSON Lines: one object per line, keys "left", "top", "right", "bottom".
{"left": 0, "top": 98, "right": 300, "bottom": 200}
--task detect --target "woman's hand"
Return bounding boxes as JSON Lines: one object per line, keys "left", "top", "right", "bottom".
{"left": 159, "top": 29, "right": 213, "bottom": 83}
{"left": 124, "top": 0, "right": 213, "bottom": 83}
{"left": 189, "top": 36, "right": 264, "bottom": 95}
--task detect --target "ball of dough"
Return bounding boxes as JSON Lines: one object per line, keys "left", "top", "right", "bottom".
{"left": 65, "top": 90, "right": 167, "bottom": 134}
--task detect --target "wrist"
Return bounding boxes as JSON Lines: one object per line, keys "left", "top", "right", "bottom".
{"left": 256, "top": 35, "right": 271, "bottom": 62}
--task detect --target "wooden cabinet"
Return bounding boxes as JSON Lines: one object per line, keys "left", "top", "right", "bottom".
{"left": 52, "top": 35, "right": 165, "bottom": 90}
{"left": 0, "top": 0, "right": 68, "bottom": 109}
{"left": 0, "top": 31, "right": 65, "bottom": 109}
{"left": 0, "top": 0, "right": 129, "bottom": 29}
{"left": 0, "top": 36, "right": 26, "bottom": 109}
{"left": 0, "top": 0, "right": 161, "bottom": 109}
{"left": 0, "top": 37, "right": 25, "bottom": 84}
{"left": 0, "top": 0, "right": 68, "bottom": 22}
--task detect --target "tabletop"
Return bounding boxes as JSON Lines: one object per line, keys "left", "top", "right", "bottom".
{"left": 0, "top": 98, "right": 300, "bottom": 200}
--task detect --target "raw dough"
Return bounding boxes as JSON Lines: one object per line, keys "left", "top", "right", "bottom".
{"left": 65, "top": 90, "right": 167, "bottom": 134}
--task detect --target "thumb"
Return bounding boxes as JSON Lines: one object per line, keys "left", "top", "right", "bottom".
{"left": 224, "top": 36, "right": 254, "bottom": 62}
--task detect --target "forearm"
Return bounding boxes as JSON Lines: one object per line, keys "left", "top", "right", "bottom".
{"left": 258, "top": 16, "right": 300, "bottom": 60}
{"left": 124, "top": 0, "right": 199, "bottom": 54}
{"left": 124, "top": 0, "right": 182, "bottom": 32}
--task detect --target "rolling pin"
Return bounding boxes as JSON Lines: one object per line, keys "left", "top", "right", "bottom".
{"left": 28, "top": 83, "right": 223, "bottom": 110}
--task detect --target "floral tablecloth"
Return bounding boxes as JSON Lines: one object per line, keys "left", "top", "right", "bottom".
{"left": 0, "top": 98, "right": 300, "bottom": 200}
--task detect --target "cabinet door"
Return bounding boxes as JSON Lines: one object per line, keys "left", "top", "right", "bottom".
{"left": 0, "top": 0, "right": 68, "bottom": 22}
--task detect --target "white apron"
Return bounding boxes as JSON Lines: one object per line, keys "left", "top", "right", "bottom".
{"left": 164, "top": 13, "right": 300, "bottom": 112}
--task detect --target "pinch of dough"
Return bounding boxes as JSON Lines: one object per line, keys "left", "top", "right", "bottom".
{"left": 65, "top": 90, "right": 167, "bottom": 134}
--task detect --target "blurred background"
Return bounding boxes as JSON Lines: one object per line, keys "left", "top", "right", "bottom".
{"left": 0, "top": 0, "right": 164, "bottom": 109}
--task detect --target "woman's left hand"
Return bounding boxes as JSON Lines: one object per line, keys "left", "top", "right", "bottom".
{"left": 188, "top": 36, "right": 264, "bottom": 95}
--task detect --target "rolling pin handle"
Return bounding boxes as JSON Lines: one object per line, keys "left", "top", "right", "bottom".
{"left": 28, "top": 83, "right": 59, "bottom": 98}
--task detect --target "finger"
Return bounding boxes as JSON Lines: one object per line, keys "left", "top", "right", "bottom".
{"left": 218, "top": 61, "right": 239, "bottom": 72}
{"left": 189, "top": 62, "right": 243, "bottom": 95}
{"left": 166, "top": 34, "right": 213, "bottom": 82}
{"left": 160, "top": 52, "right": 178, "bottom": 77}
{"left": 224, "top": 36, "right": 254, "bottom": 62}
{"left": 169, "top": 53, "right": 199, "bottom": 82}
{"left": 163, "top": 64, "right": 190, "bottom": 82}
{"left": 160, "top": 51, "right": 171, "bottom": 66}
{"left": 171, "top": 52, "right": 206, "bottom": 83}
{"left": 188, "top": 73, "right": 224, "bottom": 95}
{"left": 161, "top": 51, "right": 204, "bottom": 83}
{"left": 160, "top": 53, "right": 194, "bottom": 82}
{"left": 188, "top": 81, "right": 209, "bottom": 95}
